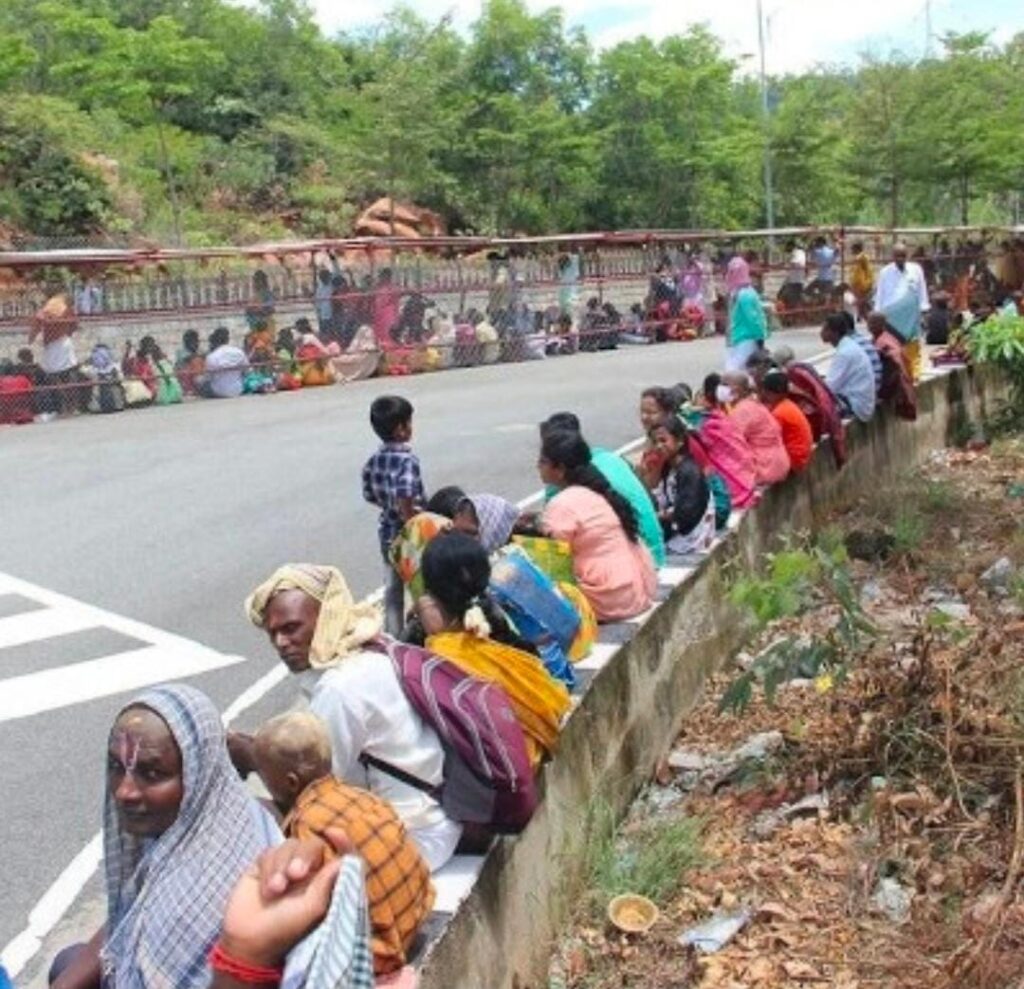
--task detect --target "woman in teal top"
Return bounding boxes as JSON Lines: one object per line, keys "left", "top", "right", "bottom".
{"left": 725, "top": 256, "right": 767, "bottom": 372}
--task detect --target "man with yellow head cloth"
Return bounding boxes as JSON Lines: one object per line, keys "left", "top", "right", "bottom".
{"left": 231, "top": 564, "right": 462, "bottom": 872}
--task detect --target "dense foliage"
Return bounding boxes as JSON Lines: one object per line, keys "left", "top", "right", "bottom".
{"left": 1, "top": 0, "right": 1022, "bottom": 243}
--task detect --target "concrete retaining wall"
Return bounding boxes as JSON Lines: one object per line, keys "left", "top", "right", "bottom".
{"left": 417, "top": 363, "right": 1009, "bottom": 989}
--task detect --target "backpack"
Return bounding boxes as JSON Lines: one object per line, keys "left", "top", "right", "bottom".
{"left": 361, "top": 635, "right": 538, "bottom": 833}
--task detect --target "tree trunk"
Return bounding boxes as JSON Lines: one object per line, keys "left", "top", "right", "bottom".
{"left": 960, "top": 172, "right": 970, "bottom": 226}
{"left": 153, "top": 103, "right": 184, "bottom": 247}
{"left": 890, "top": 175, "right": 900, "bottom": 229}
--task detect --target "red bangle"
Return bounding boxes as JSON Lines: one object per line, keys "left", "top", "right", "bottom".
{"left": 209, "top": 941, "right": 284, "bottom": 985}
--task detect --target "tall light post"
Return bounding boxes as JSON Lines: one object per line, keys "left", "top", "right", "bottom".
{"left": 757, "top": 0, "right": 776, "bottom": 234}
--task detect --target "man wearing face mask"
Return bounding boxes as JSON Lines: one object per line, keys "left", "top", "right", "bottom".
{"left": 874, "top": 242, "right": 930, "bottom": 382}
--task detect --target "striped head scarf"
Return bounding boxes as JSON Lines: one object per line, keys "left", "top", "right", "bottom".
{"left": 245, "top": 564, "right": 382, "bottom": 669}
{"left": 102, "top": 684, "right": 277, "bottom": 989}
{"left": 466, "top": 494, "right": 520, "bottom": 555}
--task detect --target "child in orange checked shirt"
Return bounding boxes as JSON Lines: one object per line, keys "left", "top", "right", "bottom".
{"left": 253, "top": 712, "right": 434, "bottom": 979}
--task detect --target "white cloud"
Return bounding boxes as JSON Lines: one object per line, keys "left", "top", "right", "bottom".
{"left": 304, "top": 0, "right": 1013, "bottom": 72}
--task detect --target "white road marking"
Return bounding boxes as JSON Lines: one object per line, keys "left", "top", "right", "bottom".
{"left": 0, "top": 645, "right": 247, "bottom": 722}
{"left": 0, "top": 835, "right": 103, "bottom": 977}
{"left": 0, "top": 572, "right": 253, "bottom": 974}
{"left": 0, "top": 608, "right": 97, "bottom": 650}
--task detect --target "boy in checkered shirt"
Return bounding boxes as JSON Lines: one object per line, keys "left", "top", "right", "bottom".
{"left": 361, "top": 395, "right": 425, "bottom": 633}
{"left": 253, "top": 712, "right": 434, "bottom": 978}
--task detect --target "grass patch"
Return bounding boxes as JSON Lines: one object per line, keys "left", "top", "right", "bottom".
{"left": 892, "top": 507, "right": 927, "bottom": 554}
{"left": 583, "top": 800, "right": 704, "bottom": 912}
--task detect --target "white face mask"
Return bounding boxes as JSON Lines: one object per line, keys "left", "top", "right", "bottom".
{"left": 715, "top": 384, "right": 734, "bottom": 405}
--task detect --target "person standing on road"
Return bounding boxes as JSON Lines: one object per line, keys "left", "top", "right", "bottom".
{"left": 724, "top": 256, "right": 768, "bottom": 372}
{"left": 48, "top": 685, "right": 279, "bottom": 989}
{"left": 239, "top": 564, "right": 463, "bottom": 872}
{"left": 874, "top": 242, "right": 930, "bottom": 383}
{"left": 28, "top": 289, "right": 88, "bottom": 417}
{"left": 362, "top": 395, "right": 425, "bottom": 634}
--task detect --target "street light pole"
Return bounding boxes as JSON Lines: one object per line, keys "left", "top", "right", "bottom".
{"left": 757, "top": 0, "right": 776, "bottom": 234}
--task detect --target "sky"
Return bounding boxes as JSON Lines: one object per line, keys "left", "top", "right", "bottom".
{"left": 304, "top": 0, "right": 1022, "bottom": 73}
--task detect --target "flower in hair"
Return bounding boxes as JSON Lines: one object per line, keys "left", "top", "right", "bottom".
{"left": 463, "top": 603, "right": 492, "bottom": 639}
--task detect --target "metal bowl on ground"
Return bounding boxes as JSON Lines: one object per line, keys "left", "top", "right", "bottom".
{"left": 607, "top": 893, "right": 660, "bottom": 934}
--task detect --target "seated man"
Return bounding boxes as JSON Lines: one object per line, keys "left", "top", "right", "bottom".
{"left": 252, "top": 711, "right": 434, "bottom": 978}
{"left": 821, "top": 312, "right": 876, "bottom": 423}
{"left": 198, "top": 327, "right": 249, "bottom": 399}
{"left": 234, "top": 564, "right": 463, "bottom": 872}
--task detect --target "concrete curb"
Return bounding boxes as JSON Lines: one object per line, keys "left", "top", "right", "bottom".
{"left": 417, "top": 362, "right": 1009, "bottom": 989}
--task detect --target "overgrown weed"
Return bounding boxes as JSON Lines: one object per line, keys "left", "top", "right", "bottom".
{"left": 583, "top": 800, "right": 704, "bottom": 912}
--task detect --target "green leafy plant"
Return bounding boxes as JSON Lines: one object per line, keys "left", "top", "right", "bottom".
{"left": 968, "top": 313, "right": 1024, "bottom": 428}
{"left": 720, "top": 536, "right": 876, "bottom": 713}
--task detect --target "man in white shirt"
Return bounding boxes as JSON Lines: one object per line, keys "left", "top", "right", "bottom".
{"left": 874, "top": 242, "right": 930, "bottom": 381}
{"left": 198, "top": 326, "right": 249, "bottom": 398}
{"left": 232, "top": 564, "right": 463, "bottom": 872}
{"left": 821, "top": 312, "right": 876, "bottom": 423}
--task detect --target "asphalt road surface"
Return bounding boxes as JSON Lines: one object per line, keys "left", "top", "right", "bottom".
{"left": 0, "top": 329, "right": 823, "bottom": 980}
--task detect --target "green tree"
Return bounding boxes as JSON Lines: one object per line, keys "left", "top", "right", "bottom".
{"left": 847, "top": 56, "right": 922, "bottom": 226}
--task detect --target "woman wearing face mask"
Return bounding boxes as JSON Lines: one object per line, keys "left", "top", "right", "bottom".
{"left": 720, "top": 371, "right": 790, "bottom": 485}
{"left": 686, "top": 374, "right": 759, "bottom": 510}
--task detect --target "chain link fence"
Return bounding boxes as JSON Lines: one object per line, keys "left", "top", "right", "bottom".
{"left": 1, "top": 226, "right": 1021, "bottom": 424}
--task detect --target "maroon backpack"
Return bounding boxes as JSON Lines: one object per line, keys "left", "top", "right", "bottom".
{"left": 361, "top": 636, "right": 538, "bottom": 833}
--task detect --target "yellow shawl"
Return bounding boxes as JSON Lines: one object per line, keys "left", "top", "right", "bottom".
{"left": 245, "top": 564, "right": 382, "bottom": 669}
{"left": 425, "top": 630, "right": 570, "bottom": 765}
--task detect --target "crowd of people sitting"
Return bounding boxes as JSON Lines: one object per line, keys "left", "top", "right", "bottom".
{"left": 4, "top": 236, "right": 1022, "bottom": 427}
{"left": 43, "top": 263, "right": 957, "bottom": 989}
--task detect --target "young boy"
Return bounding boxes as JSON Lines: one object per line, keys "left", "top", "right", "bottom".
{"left": 253, "top": 712, "right": 435, "bottom": 978}
{"left": 362, "top": 395, "right": 425, "bottom": 633}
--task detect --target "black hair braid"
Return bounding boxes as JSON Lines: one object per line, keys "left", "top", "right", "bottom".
{"left": 566, "top": 462, "right": 640, "bottom": 543}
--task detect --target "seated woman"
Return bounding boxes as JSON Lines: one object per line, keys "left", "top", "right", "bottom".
{"left": 867, "top": 312, "right": 918, "bottom": 421}
{"left": 120, "top": 339, "right": 155, "bottom": 406}
{"left": 50, "top": 685, "right": 279, "bottom": 989}
{"left": 139, "top": 337, "right": 183, "bottom": 406}
{"left": 721, "top": 371, "right": 790, "bottom": 484}
{"left": 537, "top": 429, "right": 657, "bottom": 622}
{"left": 648, "top": 416, "right": 718, "bottom": 555}
{"left": 685, "top": 376, "right": 759, "bottom": 510}
{"left": 417, "top": 533, "right": 571, "bottom": 767}
{"left": 294, "top": 318, "right": 336, "bottom": 387}
{"left": 174, "top": 330, "right": 204, "bottom": 395}
{"left": 637, "top": 385, "right": 682, "bottom": 482}
{"left": 771, "top": 344, "right": 847, "bottom": 469}
{"left": 391, "top": 508, "right": 588, "bottom": 688}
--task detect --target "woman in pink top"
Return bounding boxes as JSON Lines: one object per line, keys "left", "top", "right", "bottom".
{"left": 720, "top": 372, "right": 790, "bottom": 485}
{"left": 537, "top": 430, "right": 658, "bottom": 622}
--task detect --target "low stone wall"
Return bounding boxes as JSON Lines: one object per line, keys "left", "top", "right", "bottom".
{"left": 417, "top": 363, "right": 1009, "bottom": 989}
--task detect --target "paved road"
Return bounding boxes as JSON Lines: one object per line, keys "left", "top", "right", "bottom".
{"left": 0, "top": 329, "right": 823, "bottom": 978}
